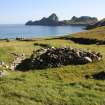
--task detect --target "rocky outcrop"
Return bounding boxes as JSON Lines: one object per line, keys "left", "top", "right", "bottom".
{"left": 16, "top": 47, "right": 103, "bottom": 70}
{"left": 26, "top": 13, "right": 98, "bottom": 26}
{"left": 69, "top": 16, "right": 98, "bottom": 25}
{"left": 26, "top": 13, "right": 62, "bottom": 26}
{"left": 86, "top": 19, "right": 105, "bottom": 29}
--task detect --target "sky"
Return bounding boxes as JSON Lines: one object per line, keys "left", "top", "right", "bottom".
{"left": 0, "top": 0, "right": 105, "bottom": 24}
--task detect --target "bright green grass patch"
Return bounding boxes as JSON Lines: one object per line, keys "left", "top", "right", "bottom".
{"left": 0, "top": 46, "right": 14, "bottom": 63}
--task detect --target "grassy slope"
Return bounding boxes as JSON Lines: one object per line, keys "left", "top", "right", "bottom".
{"left": 0, "top": 27, "right": 105, "bottom": 105}
{"left": 72, "top": 26, "right": 105, "bottom": 40}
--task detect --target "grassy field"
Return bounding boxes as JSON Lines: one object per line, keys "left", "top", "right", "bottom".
{"left": 0, "top": 27, "right": 105, "bottom": 105}
{"left": 72, "top": 26, "right": 105, "bottom": 40}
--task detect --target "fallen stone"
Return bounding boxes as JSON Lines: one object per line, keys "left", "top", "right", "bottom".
{"left": 10, "top": 65, "right": 15, "bottom": 71}
{"left": 0, "top": 70, "right": 8, "bottom": 77}
{"left": 0, "top": 61, "right": 5, "bottom": 66}
{"left": 84, "top": 57, "right": 92, "bottom": 63}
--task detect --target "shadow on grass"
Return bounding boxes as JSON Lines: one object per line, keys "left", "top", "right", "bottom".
{"left": 34, "top": 43, "right": 51, "bottom": 48}
{"left": 16, "top": 38, "right": 36, "bottom": 42}
{"left": 92, "top": 71, "right": 105, "bottom": 80}
{"left": 45, "top": 37, "right": 105, "bottom": 45}
{"left": 16, "top": 58, "right": 88, "bottom": 71}
{"left": 16, "top": 59, "right": 32, "bottom": 71}
{"left": 67, "top": 37, "right": 105, "bottom": 45}
{"left": 16, "top": 59, "right": 51, "bottom": 71}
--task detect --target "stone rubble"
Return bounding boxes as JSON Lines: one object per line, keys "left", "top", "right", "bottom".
{"left": 29, "top": 46, "right": 103, "bottom": 69}
{"left": 0, "top": 53, "right": 26, "bottom": 71}
{"left": 0, "top": 48, "right": 103, "bottom": 70}
{"left": 0, "top": 70, "right": 8, "bottom": 77}
{"left": 0, "top": 61, "right": 9, "bottom": 69}
{"left": 10, "top": 53, "right": 26, "bottom": 70}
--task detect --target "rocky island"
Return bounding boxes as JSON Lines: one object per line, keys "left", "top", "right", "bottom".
{"left": 26, "top": 13, "right": 98, "bottom": 26}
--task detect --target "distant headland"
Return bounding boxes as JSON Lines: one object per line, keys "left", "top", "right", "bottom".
{"left": 25, "top": 13, "right": 98, "bottom": 26}
{"left": 86, "top": 18, "right": 105, "bottom": 29}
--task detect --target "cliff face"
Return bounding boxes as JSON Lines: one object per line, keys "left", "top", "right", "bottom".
{"left": 26, "top": 13, "right": 61, "bottom": 26}
{"left": 86, "top": 19, "right": 105, "bottom": 29}
{"left": 26, "top": 13, "right": 98, "bottom": 26}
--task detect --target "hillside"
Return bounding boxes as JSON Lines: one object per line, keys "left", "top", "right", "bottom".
{"left": 72, "top": 26, "right": 105, "bottom": 40}
{"left": 63, "top": 16, "right": 98, "bottom": 25}
{"left": 86, "top": 19, "right": 105, "bottom": 29}
{"left": 0, "top": 27, "right": 105, "bottom": 105}
{"left": 26, "top": 13, "right": 98, "bottom": 26}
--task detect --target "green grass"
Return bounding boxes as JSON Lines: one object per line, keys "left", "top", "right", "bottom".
{"left": 0, "top": 27, "right": 105, "bottom": 105}
{"left": 71, "top": 26, "right": 105, "bottom": 40}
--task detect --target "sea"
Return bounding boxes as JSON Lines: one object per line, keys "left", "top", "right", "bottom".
{"left": 0, "top": 24, "right": 85, "bottom": 39}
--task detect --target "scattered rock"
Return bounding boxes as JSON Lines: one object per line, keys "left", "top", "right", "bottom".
{"left": 0, "top": 53, "right": 26, "bottom": 71}
{"left": 0, "top": 70, "right": 8, "bottom": 77}
{"left": 0, "top": 61, "right": 5, "bottom": 66}
{"left": 4, "top": 65, "right": 9, "bottom": 69}
{"left": 10, "top": 53, "right": 26, "bottom": 70}
{"left": 0, "top": 61, "right": 9, "bottom": 69}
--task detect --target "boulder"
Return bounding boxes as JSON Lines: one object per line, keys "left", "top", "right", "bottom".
{"left": 83, "top": 57, "right": 92, "bottom": 63}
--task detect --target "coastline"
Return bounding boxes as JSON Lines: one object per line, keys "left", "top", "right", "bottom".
{"left": 0, "top": 24, "right": 85, "bottom": 39}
